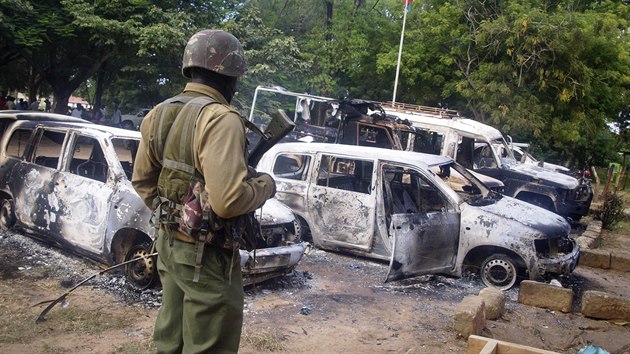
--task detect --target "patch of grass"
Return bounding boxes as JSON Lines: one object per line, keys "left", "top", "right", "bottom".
{"left": 0, "top": 298, "right": 132, "bottom": 344}
{"left": 0, "top": 303, "right": 40, "bottom": 344}
{"left": 241, "top": 330, "right": 287, "bottom": 352}
{"left": 613, "top": 215, "right": 630, "bottom": 234}
{"left": 40, "top": 343, "right": 64, "bottom": 354}
{"left": 111, "top": 338, "right": 155, "bottom": 354}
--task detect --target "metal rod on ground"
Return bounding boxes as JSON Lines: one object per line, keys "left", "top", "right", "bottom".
{"left": 33, "top": 251, "right": 158, "bottom": 323}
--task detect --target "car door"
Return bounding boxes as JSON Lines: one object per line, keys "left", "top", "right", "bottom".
{"left": 383, "top": 164, "right": 460, "bottom": 282}
{"left": 51, "top": 133, "right": 114, "bottom": 254}
{"left": 10, "top": 127, "right": 66, "bottom": 235}
{"left": 306, "top": 154, "right": 376, "bottom": 252}
{"left": 270, "top": 153, "right": 312, "bottom": 214}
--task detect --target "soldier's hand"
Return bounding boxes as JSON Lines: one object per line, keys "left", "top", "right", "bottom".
{"left": 258, "top": 172, "right": 276, "bottom": 198}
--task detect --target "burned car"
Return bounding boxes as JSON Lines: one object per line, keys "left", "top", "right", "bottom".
{"left": 257, "top": 142, "right": 579, "bottom": 290}
{"left": 0, "top": 112, "right": 308, "bottom": 288}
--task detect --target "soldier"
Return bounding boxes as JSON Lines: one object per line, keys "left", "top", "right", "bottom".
{"left": 132, "top": 29, "right": 276, "bottom": 353}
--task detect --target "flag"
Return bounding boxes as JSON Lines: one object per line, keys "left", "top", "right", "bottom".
{"left": 404, "top": 0, "right": 413, "bottom": 12}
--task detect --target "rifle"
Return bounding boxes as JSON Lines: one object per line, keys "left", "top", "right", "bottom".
{"left": 247, "top": 109, "right": 295, "bottom": 167}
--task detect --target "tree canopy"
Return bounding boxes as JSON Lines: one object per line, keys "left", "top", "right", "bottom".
{"left": 0, "top": 0, "right": 628, "bottom": 167}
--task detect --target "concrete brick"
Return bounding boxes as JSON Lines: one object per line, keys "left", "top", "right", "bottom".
{"left": 518, "top": 280, "right": 574, "bottom": 313}
{"left": 454, "top": 295, "right": 485, "bottom": 338}
{"left": 578, "top": 249, "right": 611, "bottom": 269}
{"left": 586, "top": 220, "right": 602, "bottom": 234}
{"left": 610, "top": 252, "right": 630, "bottom": 272}
{"left": 581, "top": 230, "right": 600, "bottom": 240}
{"left": 581, "top": 290, "right": 630, "bottom": 321}
{"left": 578, "top": 236, "right": 599, "bottom": 250}
{"left": 478, "top": 287, "right": 505, "bottom": 320}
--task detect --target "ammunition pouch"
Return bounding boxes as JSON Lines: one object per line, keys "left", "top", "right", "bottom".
{"left": 152, "top": 183, "right": 260, "bottom": 252}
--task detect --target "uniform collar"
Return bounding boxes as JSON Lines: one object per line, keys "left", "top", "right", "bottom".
{"left": 183, "top": 82, "right": 229, "bottom": 105}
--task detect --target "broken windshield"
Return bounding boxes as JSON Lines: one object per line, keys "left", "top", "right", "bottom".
{"left": 430, "top": 161, "right": 496, "bottom": 206}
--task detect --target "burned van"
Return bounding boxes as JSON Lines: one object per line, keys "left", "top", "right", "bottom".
{"left": 0, "top": 112, "right": 308, "bottom": 288}
{"left": 383, "top": 106, "right": 593, "bottom": 221}
{"left": 257, "top": 142, "right": 579, "bottom": 290}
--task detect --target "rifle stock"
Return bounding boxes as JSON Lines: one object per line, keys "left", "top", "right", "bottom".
{"left": 248, "top": 109, "right": 295, "bottom": 167}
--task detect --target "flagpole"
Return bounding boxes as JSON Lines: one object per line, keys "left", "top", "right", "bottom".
{"left": 392, "top": 4, "right": 408, "bottom": 105}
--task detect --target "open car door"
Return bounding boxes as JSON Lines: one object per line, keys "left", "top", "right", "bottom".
{"left": 382, "top": 165, "right": 460, "bottom": 282}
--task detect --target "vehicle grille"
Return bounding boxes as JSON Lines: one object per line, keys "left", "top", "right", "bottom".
{"left": 535, "top": 237, "right": 573, "bottom": 258}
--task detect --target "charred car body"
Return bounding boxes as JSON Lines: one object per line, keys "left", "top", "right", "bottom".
{"left": 248, "top": 86, "right": 505, "bottom": 192}
{"left": 382, "top": 106, "right": 593, "bottom": 221}
{"left": 0, "top": 112, "right": 308, "bottom": 288}
{"left": 257, "top": 142, "right": 579, "bottom": 290}
{"left": 249, "top": 86, "right": 592, "bottom": 220}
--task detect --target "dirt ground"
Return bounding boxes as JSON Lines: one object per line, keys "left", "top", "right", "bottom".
{"left": 1, "top": 223, "right": 630, "bottom": 354}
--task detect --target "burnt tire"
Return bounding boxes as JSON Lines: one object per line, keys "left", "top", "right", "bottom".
{"left": 480, "top": 253, "right": 518, "bottom": 290}
{"left": 124, "top": 243, "right": 157, "bottom": 290}
{"left": 0, "top": 199, "right": 16, "bottom": 231}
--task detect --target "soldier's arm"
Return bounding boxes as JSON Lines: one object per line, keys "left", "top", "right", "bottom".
{"left": 132, "top": 110, "right": 162, "bottom": 208}
{"left": 196, "top": 108, "right": 274, "bottom": 219}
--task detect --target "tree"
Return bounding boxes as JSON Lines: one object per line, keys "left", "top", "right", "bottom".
{"left": 375, "top": 0, "right": 629, "bottom": 167}
{"left": 0, "top": 0, "right": 239, "bottom": 114}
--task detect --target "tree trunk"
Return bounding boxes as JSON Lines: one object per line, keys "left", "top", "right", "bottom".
{"left": 52, "top": 86, "right": 74, "bottom": 115}
{"left": 27, "top": 65, "right": 42, "bottom": 104}
{"left": 93, "top": 62, "right": 107, "bottom": 112}
{"left": 325, "top": 0, "right": 333, "bottom": 41}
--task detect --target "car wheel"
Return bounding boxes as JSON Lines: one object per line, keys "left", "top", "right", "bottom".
{"left": 121, "top": 120, "right": 135, "bottom": 130}
{"left": 124, "top": 243, "right": 157, "bottom": 290}
{"left": 0, "top": 198, "right": 16, "bottom": 231}
{"left": 480, "top": 253, "right": 518, "bottom": 290}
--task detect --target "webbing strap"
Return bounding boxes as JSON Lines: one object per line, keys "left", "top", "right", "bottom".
{"left": 163, "top": 159, "right": 195, "bottom": 175}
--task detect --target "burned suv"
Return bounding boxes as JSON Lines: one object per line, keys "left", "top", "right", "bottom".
{"left": 0, "top": 111, "right": 308, "bottom": 288}
{"left": 257, "top": 142, "right": 579, "bottom": 290}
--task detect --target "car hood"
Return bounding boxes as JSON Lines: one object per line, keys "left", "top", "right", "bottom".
{"left": 505, "top": 161, "right": 579, "bottom": 189}
{"left": 255, "top": 198, "right": 296, "bottom": 225}
{"left": 468, "top": 195, "right": 571, "bottom": 238}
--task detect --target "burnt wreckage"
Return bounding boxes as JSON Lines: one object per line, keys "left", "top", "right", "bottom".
{"left": 249, "top": 86, "right": 593, "bottom": 221}
{"left": 0, "top": 111, "right": 308, "bottom": 288}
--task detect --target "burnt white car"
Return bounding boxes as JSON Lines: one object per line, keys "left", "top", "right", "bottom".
{"left": 0, "top": 112, "right": 308, "bottom": 288}
{"left": 257, "top": 142, "right": 579, "bottom": 290}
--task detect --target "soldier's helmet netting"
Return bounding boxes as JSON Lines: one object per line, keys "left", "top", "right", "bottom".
{"left": 182, "top": 29, "right": 247, "bottom": 78}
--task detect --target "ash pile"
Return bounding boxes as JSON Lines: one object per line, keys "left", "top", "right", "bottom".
{"left": 0, "top": 229, "right": 312, "bottom": 309}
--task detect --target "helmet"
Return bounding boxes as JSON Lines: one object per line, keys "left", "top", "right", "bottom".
{"left": 182, "top": 29, "right": 247, "bottom": 78}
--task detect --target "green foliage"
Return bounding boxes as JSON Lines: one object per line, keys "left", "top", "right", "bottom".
{"left": 600, "top": 191, "right": 625, "bottom": 230}
{"left": 0, "top": 0, "right": 628, "bottom": 170}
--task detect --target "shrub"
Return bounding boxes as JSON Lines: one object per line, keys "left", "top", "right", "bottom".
{"left": 599, "top": 191, "right": 625, "bottom": 230}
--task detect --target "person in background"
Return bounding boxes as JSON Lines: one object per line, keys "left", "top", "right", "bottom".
{"left": 17, "top": 98, "right": 27, "bottom": 110}
{"left": 71, "top": 103, "right": 84, "bottom": 118}
{"left": 44, "top": 98, "right": 51, "bottom": 112}
{"left": 6, "top": 96, "right": 16, "bottom": 110}
{"left": 29, "top": 98, "right": 40, "bottom": 111}
{"left": 112, "top": 106, "right": 122, "bottom": 127}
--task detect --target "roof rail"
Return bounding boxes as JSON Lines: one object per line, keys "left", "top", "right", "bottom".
{"left": 381, "top": 101, "right": 461, "bottom": 119}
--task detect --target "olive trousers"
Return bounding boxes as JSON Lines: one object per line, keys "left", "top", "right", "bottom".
{"left": 153, "top": 229, "right": 244, "bottom": 354}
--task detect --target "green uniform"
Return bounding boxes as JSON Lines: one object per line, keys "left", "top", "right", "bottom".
{"left": 132, "top": 83, "right": 275, "bottom": 353}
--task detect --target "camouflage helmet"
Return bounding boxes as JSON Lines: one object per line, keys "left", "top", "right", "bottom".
{"left": 182, "top": 29, "right": 247, "bottom": 78}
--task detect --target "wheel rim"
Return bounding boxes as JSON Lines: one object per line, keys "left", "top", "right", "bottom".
{"left": 125, "top": 245, "right": 156, "bottom": 289}
{"left": 482, "top": 258, "right": 516, "bottom": 290}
